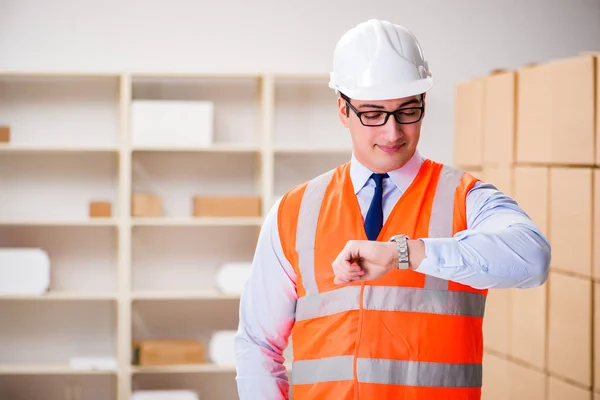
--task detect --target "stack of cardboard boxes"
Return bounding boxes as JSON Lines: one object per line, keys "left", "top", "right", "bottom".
{"left": 454, "top": 53, "right": 600, "bottom": 399}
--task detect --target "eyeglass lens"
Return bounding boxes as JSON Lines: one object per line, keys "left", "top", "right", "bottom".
{"left": 360, "top": 108, "right": 423, "bottom": 126}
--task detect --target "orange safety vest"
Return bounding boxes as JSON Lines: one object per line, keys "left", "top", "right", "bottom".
{"left": 278, "top": 159, "right": 487, "bottom": 399}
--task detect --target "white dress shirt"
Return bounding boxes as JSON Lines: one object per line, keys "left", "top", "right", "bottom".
{"left": 234, "top": 149, "right": 551, "bottom": 399}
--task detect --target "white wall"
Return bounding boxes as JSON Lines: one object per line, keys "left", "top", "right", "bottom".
{"left": 1, "top": 0, "right": 599, "bottom": 165}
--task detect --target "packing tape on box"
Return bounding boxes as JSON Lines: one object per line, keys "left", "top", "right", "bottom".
{"left": 215, "top": 262, "right": 252, "bottom": 295}
{"left": 209, "top": 330, "right": 237, "bottom": 366}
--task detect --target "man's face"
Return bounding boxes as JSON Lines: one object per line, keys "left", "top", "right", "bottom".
{"left": 338, "top": 94, "right": 425, "bottom": 173}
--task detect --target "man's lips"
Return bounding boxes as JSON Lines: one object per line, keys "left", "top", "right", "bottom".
{"left": 377, "top": 144, "right": 404, "bottom": 153}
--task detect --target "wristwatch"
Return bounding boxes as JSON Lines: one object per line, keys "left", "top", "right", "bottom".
{"left": 389, "top": 234, "right": 410, "bottom": 270}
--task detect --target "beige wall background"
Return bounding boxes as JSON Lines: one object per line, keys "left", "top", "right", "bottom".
{"left": 1, "top": 0, "right": 600, "bottom": 165}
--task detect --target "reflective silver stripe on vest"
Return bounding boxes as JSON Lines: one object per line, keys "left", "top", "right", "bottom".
{"left": 292, "top": 356, "right": 482, "bottom": 388}
{"left": 296, "top": 285, "right": 486, "bottom": 321}
{"left": 292, "top": 355, "right": 354, "bottom": 385}
{"left": 296, "top": 285, "right": 361, "bottom": 321}
{"left": 357, "top": 358, "right": 482, "bottom": 388}
{"left": 296, "top": 169, "right": 336, "bottom": 295}
{"left": 424, "top": 165, "right": 464, "bottom": 292}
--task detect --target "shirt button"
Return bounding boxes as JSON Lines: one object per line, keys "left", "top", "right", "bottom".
{"left": 482, "top": 265, "right": 489, "bottom": 273}
{"left": 439, "top": 257, "right": 445, "bottom": 264}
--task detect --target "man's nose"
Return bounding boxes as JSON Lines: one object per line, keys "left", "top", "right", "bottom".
{"left": 379, "top": 115, "right": 404, "bottom": 141}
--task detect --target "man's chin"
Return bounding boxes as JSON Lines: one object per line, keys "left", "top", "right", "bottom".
{"left": 375, "top": 157, "right": 410, "bottom": 173}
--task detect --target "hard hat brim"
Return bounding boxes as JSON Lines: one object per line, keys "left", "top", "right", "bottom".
{"left": 330, "top": 77, "right": 433, "bottom": 101}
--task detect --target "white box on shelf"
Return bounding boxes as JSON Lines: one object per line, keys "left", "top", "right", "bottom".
{"left": 131, "top": 391, "right": 199, "bottom": 400}
{"left": 209, "top": 330, "right": 237, "bottom": 366}
{"left": 215, "top": 262, "right": 252, "bottom": 295}
{"left": 131, "top": 100, "right": 214, "bottom": 147}
{"left": 0, "top": 248, "right": 50, "bottom": 295}
{"left": 69, "top": 356, "right": 118, "bottom": 371}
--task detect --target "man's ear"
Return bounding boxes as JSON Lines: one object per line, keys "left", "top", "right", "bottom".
{"left": 338, "top": 96, "right": 349, "bottom": 128}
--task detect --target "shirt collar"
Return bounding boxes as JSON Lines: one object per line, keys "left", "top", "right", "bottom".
{"left": 350, "top": 149, "right": 424, "bottom": 194}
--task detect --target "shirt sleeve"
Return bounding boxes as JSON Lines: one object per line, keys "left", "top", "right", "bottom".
{"left": 234, "top": 198, "right": 297, "bottom": 399}
{"left": 416, "top": 181, "right": 551, "bottom": 289}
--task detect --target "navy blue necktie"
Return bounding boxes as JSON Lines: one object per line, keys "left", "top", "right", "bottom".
{"left": 364, "top": 173, "right": 388, "bottom": 241}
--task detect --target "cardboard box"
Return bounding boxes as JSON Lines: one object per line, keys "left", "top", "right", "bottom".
{"left": 548, "top": 272, "right": 592, "bottom": 387}
{"left": 193, "top": 196, "right": 261, "bottom": 218}
{"left": 516, "top": 62, "right": 552, "bottom": 165}
{"left": 550, "top": 167, "right": 593, "bottom": 277}
{"left": 594, "top": 170, "right": 600, "bottom": 279}
{"left": 453, "top": 78, "right": 485, "bottom": 168}
{"left": 482, "top": 165, "right": 514, "bottom": 197}
{"left": 553, "top": 55, "right": 597, "bottom": 166}
{"left": 596, "top": 55, "right": 600, "bottom": 167}
{"left": 132, "top": 193, "right": 163, "bottom": 217}
{"left": 0, "top": 126, "right": 9, "bottom": 143}
{"left": 513, "top": 166, "right": 549, "bottom": 238}
{"left": 483, "top": 70, "right": 516, "bottom": 165}
{"left": 509, "top": 362, "right": 546, "bottom": 400}
{"left": 510, "top": 285, "right": 547, "bottom": 369}
{"left": 132, "top": 339, "right": 205, "bottom": 366}
{"left": 89, "top": 201, "right": 112, "bottom": 218}
{"left": 517, "top": 55, "right": 596, "bottom": 165}
{"left": 481, "top": 352, "right": 511, "bottom": 400}
{"left": 482, "top": 289, "right": 511, "bottom": 355}
{"left": 463, "top": 168, "right": 484, "bottom": 182}
{"left": 595, "top": 392, "right": 600, "bottom": 400}
{"left": 548, "top": 376, "right": 592, "bottom": 400}
{"left": 595, "top": 282, "right": 600, "bottom": 391}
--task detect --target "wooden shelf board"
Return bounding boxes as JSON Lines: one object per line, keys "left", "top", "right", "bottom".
{"left": 131, "top": 291, "right": 240, "bottom": 301}
{"left": 0, "top": 292, "right": 117, "bottom": 301}
{"left": 274, "top": 146, "right": 352, "bottom": 154}
{"left": 131, "top": 72, "right": 261, "bottom": 79}
{"left": 0, "top": 364, "right": 117, "bottom": 375}
{"left": 131, "top": 217, "right": 263, "bottom": 227}
{"left": 131, "top": 144, "right": 260, "bottom": 153}
{"left": 0, "top": 71, "right": 121, "bottom": 79}
{"left": 131, "top": 362, "right": 292, "bottom": 374}
{"left": 0, "top": 144, "right": 119, "bottom": 154}
{"left": 0, "top": 219, "right": 119, "bottom": 227}
{"left": 131, "top": 364, "right": 235, "bottom": 374}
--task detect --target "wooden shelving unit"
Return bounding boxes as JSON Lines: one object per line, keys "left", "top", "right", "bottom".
{"left": 0, "top": 71, "right": 347, "bottom": 400}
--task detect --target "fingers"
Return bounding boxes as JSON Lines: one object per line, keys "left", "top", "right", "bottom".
{"left": 333, "top": 264, "right": 363, "bottom": 284}
{"left": 332, "top": 241, "right": 365, "bottom": 285}
{"left": 333, "top": 271, "right": 363, "bottom": 285}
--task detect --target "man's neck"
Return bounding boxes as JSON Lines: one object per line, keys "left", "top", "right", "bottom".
{"left": 350, "top": 149, "right": 423, "bottom": 194}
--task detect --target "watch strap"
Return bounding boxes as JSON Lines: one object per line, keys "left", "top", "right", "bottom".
{"left": 390, "top": 235, "right": 410, "bottom": 269}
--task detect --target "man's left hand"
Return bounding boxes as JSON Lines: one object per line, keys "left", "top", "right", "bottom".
{"left": 332, "top": 239, "right": 425, "bottom": 285}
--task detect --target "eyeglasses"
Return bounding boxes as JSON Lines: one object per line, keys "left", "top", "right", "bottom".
{"left": 344, "top": 98, "right": 424, "bottom": 127}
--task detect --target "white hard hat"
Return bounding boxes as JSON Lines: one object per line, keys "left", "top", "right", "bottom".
{"left": 329, "top": 19, "right": 433, "bottom": 101}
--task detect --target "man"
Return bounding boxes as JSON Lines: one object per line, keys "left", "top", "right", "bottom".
{"left": 234, "top": 19, "right": 550, "bottom": 399}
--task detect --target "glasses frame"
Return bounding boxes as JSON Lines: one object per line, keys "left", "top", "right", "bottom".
{"left": 343, "top": 94, "right": 425, "bottom": 127}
